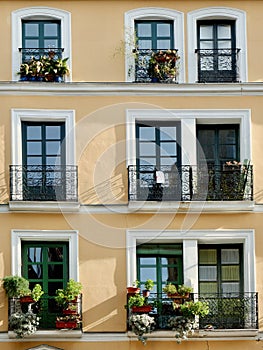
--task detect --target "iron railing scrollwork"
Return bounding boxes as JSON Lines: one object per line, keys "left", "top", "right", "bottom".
{"left": 10, "top": 165, "right": 78, "bottom": 202}
{"left": 128, "top": 164, "right": 253, "bottom": 202}
{"left": 195, "top": 48, "right": 241, "bottom": 83}
{"left": 19, "top": 47, "right": 64, "bottom": 63}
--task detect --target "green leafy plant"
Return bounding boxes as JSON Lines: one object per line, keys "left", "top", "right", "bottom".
{"left": 55, "top": 279, "right": 82, "bottom": 307}
{"left": 144, "top": 279, "right": 154, "bottom": 291}
{"left": 129, "top": 313, "right": 155, "bottom": 344}
{"left": 31, "top": 284, "right": 44, "bottom": 302}
{"left": 2, "top": 276, "right": 31, "bottom": 298}
{"left": 127, "top": 294, "right": 145, "bottom": 308}
{"left": 162, "top": 283, "right": 177, "bottom": 295}
{"left": 177, "top": 285, "right": 193, "bottom": 296}
{"left": 9, "top": 311, "right": 40, "bottom": 338}
{"left": 180, "top": 300, "right": 209, "bottom": 318}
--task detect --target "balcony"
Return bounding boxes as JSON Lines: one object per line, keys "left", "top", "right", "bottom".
{"left": 127, "top": 292, "right": 258, "bottom": 332}
{"left": 134, "top": 49, "right": 179, "bottom": 83}
{"left": 10, "top": 165, "right": 78, "bottom": 202}
{"left": 195, "top": 48, "right": 240, "bottom": 83}
{"left": 8, "top": 296, "right": 82, "bottom": 338}
{"left": 128, "top": 164, "right": 253, "bottom": 202}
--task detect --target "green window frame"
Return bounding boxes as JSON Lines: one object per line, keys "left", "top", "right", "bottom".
{"left": 137, "top": 244, "right": 183, "bottom": 294}
{"left": 198, "top": 244, "right": 243, "bottom": 294}
{"left": 22, "top": 241, "right": 69, "bottom": 328}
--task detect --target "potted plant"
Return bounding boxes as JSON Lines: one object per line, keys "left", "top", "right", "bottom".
{"left": 2, "top": 275, "right": 31, "bottom": 299}
{"left": 20, "top": 283, "right": 44, "bottom": 303}
{"left": 143, "top": 279, "right": 154, "bottom": 297}
{"left": 129, "top": 313, "right": 155, "bottom": 344}
{"left": 127, "top": 280, "right": 140, "bottom": 294}
{"left": 162, "top": 283, "right": 177, "bottom": 297}
{"left": 127, "top": 294, "right": 152, "bottom": 313}
{"left": 148, "top": 49, "right": 180, "bottom": 83}
{"left": 177, "top": 285, "right": 193, "bottom": 298}
{"left": 55, "top": 279, "right": 82, "bottom": 313}
{"left": 9, "top": 311, "right": 40, "bottom": 338}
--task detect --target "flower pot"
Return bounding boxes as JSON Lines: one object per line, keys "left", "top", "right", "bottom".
{"left": 56, "top": 320, "right": 78, "bottom": 329}
{"left": 127, "top": 287, "right": 140, "bottom": 294}
{"left": 20, "top": 296, "right": 34, "bottom": 303}
{"left": 142, "top": 290, "right": 150, "bottom": 297}
{"left": 63, "top": 309, "right": 78, "bottom": 315}
{"left": 131, "top": 305, "right": 152, "bottom": 313}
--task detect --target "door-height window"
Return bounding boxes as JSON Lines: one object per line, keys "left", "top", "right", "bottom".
{"left": 137, "top": 244, "right": 183, "bottom": 294}
{"left": 22, "top": 20, "right": 61, "bottom": 61}
{"left": 22, "top": 122, "right": 66, "bottom": 201}
{"left": 22, "top": 241, "right": 69, "bottom": 328}
{"left": 197, "top": 20, "right": 239, "bottom": 82}
{"left": 199, "top": 244, "right": 243, "bottom": 294}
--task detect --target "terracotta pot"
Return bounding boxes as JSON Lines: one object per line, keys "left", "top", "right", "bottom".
{"left": 131, "top": 305, "right": 152, "bottom": 313}
{"left": 56, "top": 320, "right": 78, "bottom": 329}
{"left": 127, "top": 287, "right": 140, "bottom": 294}
{"left": 20, "top": 296, "right": 34, "bottom": 303}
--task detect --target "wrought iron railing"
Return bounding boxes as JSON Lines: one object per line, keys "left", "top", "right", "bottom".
{"left": 10, "top": 165, "right": 78, "bottom": 202}
{"left": 195, "top": 48, "right": 240, "bottom": 83}
{"left": 128, "top": 164, "right": 253, "bottom": 201}
{"left": 9, "top": 295, "right": 82, "bottom": 330}
{"left": 127, "top": 292, "right": 258, "bottom": 331}
{"left": 19, "top": 47, "right": 64, "bottom": 63}
{"left": 134, "top": 49, "right": 179, "bottom": 83}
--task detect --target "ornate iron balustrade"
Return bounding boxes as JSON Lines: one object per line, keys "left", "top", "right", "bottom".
{"left": 127, "top": 292, "right": 258, "bottom": 331}
{"left": 19, "top": 47, "right": 64, "bottom": 63}
{"left": 195, "top": 48, "right": 240, "bottom": 83}
{"left": 9, "top": 295, "right": 82, "bottom": 330}
{"left": 10, "top": 165, "right": 78, "bottom": 202}
{"left": 134, "top": 49, "right": 179, "bottom": 83}
{"left": 128, "top": 164, "right": 253, "bottom": 202}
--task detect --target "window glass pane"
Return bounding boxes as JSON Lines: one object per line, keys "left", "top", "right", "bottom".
{"left": 160, "top": 143, "right": 177, "bottom": 156}
{"left": 157, "top": 40, "right": 170, "bottom": 49}
{"left": 198, "top": 130, "right": 215, "bottom": 145}
{"left": 140, "top": 158, "right": 156, "bottom": 166}
{"left": 25, "top": 23, "right": 39, "bottom": 36}
{"left": 48, "top": 282, "right": 63, "bottom": 296}
{"left": 139, "top": 143, "right": 156, "bottom": 156}
{"left": 44, "top": 23, "right": 58, "bottom": 36}
{"left": 44, "top": 39, "right": 58, "bottom": 48}
{"left": 140, "top": 267, "right": 157, "bottom": 281}
{"left": 199, "top": 249, "right": 217, "bottom": 264}
{"left": 218, "top": 25, "right": 231, "bottom": 39}
{"left": 160, "top": 127, "right": 177, "bottom": 141}
{"left": 139, "top": 257, "right": 156, "bottom": 265}
{"left": 27, "top": 142, "right": 42, "bottom": 155}
{"left": 27, "top": 126, "right": 42, "bottom": 140}
{"left": 218, "top": 41, "right": 231, "bottom": 49}
{"left": 138, "top": 40, "right": 152, "bottom": 50}
{"left": 221, "top": 249, "right": 239, "bottom": 264}
{"left": 200, "top": 41, "right": 213, "bottom": 50}
{"left": 222, "top": 266, "right": 240, "bottom": 281}
{"left": 200, "top": 25, "right": 213, "bottom": 39}
{"left": 161, "top": 257, "right": 179, "bottom": 265}
{"left": 199, "top": 266, "right": 217, "bottom": 281}
{"left": 48, "top": 264, "right": 63, "bottom": 279}
{"left": 46, "top": 125, "right": 61, "bottom": 139}
{"left": 47, "top": 247, "right": 64, "bottom": 262}
{"left": 162, "top": 266, "right": 179, "bottom": 282}
{"left": 28, "top": 265, "right": 43, "bottom": 279}
{"left": 137, "top": 23, "right": 152, "bottom": 37}
{"left": 219, "top": 145, "right": 236, "bottom": 159}
{"left": 139, "top": 127, "right": 155, "bottom": 141}
{"left": 46, "top": 156, "right": 61, "bottom": 165}
{"left": 25, "top": 39, "right": 39, "bottom": 48}
{"left": 222, "top": 282, "right": 240, "bottom": 293}
{"left": 46, "top": 141, "right": 61, "bottom": 155}
{"left": 157, "top": 23, "right": 171, "bottom": 37}
{"left": 199, "top": 282, "right": 218, "bottom": 294}
{"left": 160, "top": 157, "right": 177, "bottom": 166}
{"left": 28, "top": 247, "right": 43, "bottom": 262}
{"left": 27, "top": 157, "right": 42, "bottom": 165}
{"left": 219, "top": 129, "right": 236, "bottom": 144}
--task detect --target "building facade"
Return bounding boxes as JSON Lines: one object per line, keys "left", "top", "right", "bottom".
{"left": 0, "top": 1, "right": 262, "bottom": 349}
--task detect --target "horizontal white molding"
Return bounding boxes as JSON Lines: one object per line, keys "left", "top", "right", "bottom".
{"left": 9, "top": 201, "right": 80, "bottom": 212}
{"left": 2, "top": 82, "right": 263, "bottom": 96}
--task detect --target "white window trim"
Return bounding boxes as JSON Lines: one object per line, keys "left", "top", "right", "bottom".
{"left": 126, "top": 108, "right": 251, "bottom": 167}
{"left": 187, "top": 7, "right": 247, "bottom": 83}
{"left": 126, "top": 229, "right": 255, "bottom": 294}
{"left": 11, "top": 230, "right": 79, "bottom": 281}
{"left": 11, "top": 7, "right": 72, "bottom": 81}
{"left": 10, "top": 109, "right": 78, "bottom": 211}
{"left": 124, "top": 8, "right": 184, "bottom": 83}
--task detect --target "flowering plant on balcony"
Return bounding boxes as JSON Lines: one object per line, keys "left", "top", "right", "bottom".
{"left": 129, "top": 313, "right": 155, "bottom": 344}
{"left": 148, "top": 49, "right": 180, "bottom": 82}
{"left": 9, "top": 311, "right": 40, "bottom": 338}
{"left": 18, "top": 53, "right": 70, "bottom": 82}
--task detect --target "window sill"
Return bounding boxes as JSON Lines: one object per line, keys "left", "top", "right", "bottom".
{"left": 9, "top": 201, "right": 80, "bottom": 212}
{"left": 128, "top": 200, "right": 255, "bottom": 213}
{"left": 8, "top": 330, "right": 82, "bottom": 339}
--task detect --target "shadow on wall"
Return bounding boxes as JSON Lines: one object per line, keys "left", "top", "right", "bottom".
{"left": 0, "top": 171, "right": 8, "bottom": 203}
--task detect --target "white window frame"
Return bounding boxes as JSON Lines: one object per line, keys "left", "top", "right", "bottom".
{"left": 11, "top": 7, "right": 72, "bottom": 81}
{"left": 187, "top": 7, "right": 247, "bottom": 83}
{"left": 10, "top": 109, "right": 78, "bottom": 211}
{"left": 126, "top": 229, "right": 255, "bottom": 294}
{"left": 124, "top": 8, "right": 184, "bottom": 83}
{"left": 11, "top": 230, "right": 79, "bottom": 281}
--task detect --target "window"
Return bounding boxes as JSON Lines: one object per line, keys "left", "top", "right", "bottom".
{"left": 12, "top": 7, "right": 71, "bottom": 80}
{"left": 10, "top": 109, "right": 78, "bottom": 211}
{"left": 124, "top": 8, "right": 184, "bottom": 82}
{"left": 197, "top": 20, "right": 239, "bottom": 82}
{"left": 22, "top": 20, "right": 62, "bottom": 61}
{"left": 137, "top": 244, "right": 183, "bottom": 294}
{"left": 187, "top": 7, "right": 247, "bottom": 83}
{"left": 22, "top": 241, "right": 69, "bottom": 328}
{"left": 21, "top": 122, "right": 66, "bottom": 201}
